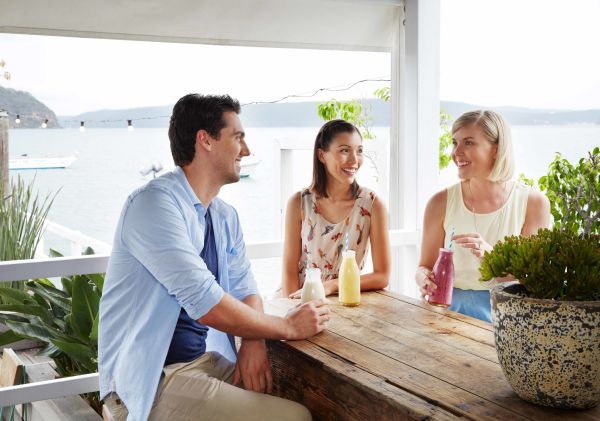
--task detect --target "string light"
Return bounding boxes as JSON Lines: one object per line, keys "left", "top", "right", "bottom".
{"left": 7, "top": 77, "right": 391, "bottom": 130}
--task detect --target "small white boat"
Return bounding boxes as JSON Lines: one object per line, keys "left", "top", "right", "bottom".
{"left": 240, "top": 155, "right": 261, "bottom": 178}
{"left": 9, "top": 155, "right": 77, "bottom": 170}
{"left": 139, "top": 155, "right": 260, "bottom": 179}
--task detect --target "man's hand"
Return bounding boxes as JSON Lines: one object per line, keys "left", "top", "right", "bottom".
{"left": 285, "top": 300, "right": 329, "bottom": 340}
{"left": 233, "top": 339, "right": 273, "bottom": 394}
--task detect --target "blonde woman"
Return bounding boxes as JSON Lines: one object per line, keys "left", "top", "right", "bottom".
{"left": 415, "top": 110, "right": 550, "bottom": 322}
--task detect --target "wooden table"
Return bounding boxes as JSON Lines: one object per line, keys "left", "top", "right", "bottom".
{"left": 265, "top": 291, "right": 600, "bottom": 421}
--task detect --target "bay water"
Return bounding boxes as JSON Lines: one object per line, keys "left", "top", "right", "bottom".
{"left": 7, "top": 125, "right": 600, "bottom": 294}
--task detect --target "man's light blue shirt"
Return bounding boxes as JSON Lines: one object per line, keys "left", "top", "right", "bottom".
{"left": 98, "top": 166, "right": 258, "bottom": 421}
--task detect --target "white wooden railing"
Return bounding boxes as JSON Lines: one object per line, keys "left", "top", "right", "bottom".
{"left": 37, "top": 219, "right": 112, "bottom": 258}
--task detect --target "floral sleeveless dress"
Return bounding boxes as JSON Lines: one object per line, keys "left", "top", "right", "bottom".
{"left": 298, "top": 187, "right": 376, "bottom": 286}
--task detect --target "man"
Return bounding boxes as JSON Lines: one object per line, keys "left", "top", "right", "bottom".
{"left": 98, "top": 94, "right": 329, "bottom": 421}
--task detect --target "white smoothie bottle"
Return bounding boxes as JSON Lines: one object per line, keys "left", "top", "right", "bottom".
{"left": 301, "top": 268, "right": 326, "bottom": 303}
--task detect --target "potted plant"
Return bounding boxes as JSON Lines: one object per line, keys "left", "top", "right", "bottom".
{"left": 480, "top": 147, "right": 600, "bottom": 409}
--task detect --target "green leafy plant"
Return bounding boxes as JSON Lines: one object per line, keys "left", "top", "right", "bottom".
{"left": 438, "top": 109, "right": 453, "bottom": 170}
{"left": 317, "top": 97, "right": 380, "bottom": 182}
{"left": 0, "top": 176, "right": 56, "bottom": 291}
{"left": 0, "top": 248, "right": 103, "bottom": 413}
{"left": 480, "top": 229, "right": 600, "bottom": 301}
{"left": 481, "top": 148, "right": 600, "bottom": 301}
{"left": 317, "top": 99, "right": 374, "bottom": 140}
{"left": 538, "top": 147, "right": 600, "bottom": 235}
{"left": 517, "top": 173, "right": 535, "bottom": 187}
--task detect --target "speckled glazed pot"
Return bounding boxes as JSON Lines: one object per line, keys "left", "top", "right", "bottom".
{"left": 491, "top": 282, "right": 600, "bottom": 409}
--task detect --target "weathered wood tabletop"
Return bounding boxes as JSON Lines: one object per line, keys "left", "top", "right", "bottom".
{"left": 265, "top": 291, "right": 600, "bottom": 421}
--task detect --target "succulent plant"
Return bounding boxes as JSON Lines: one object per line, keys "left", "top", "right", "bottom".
{"left": 480, "top": 229, "right": 600, "bottom": 301}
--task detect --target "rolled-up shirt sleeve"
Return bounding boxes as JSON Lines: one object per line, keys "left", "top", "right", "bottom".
{"left": 121, "top": 187, "right": 224, "bottom": 320}
{"left": 226, "top": 208, "right": 259, "bottom": 301}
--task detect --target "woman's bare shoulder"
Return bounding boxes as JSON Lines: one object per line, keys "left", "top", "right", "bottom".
{"left": 426, "top": 188, "right": 448, "bottom": 213}
{"left": 526, "top": 189, "right": 550, "bottom": 213}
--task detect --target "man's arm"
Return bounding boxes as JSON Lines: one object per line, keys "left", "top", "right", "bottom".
{"left": 231, "top": 295, "right": 273, "bottom": 393}
{"left": 198, "top": 293, "right": 328, "bottom": 341}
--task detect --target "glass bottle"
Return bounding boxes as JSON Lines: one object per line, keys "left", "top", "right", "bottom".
{"left": 427, "top": 248, "right": 455, "bottom": 307}
{"left": 339, "top": 250, "right": 361, "bottom": 306}
{"left": 301, "top": 268, "right": 326, "bottom": 303}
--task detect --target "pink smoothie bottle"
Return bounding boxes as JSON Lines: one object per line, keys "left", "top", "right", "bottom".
{"left": 427, "top": 248, "right": 454, "bottom": 307}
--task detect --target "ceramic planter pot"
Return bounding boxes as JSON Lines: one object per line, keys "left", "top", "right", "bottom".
{"left": 491, "top": 282, "right": 600, "bottom": 409}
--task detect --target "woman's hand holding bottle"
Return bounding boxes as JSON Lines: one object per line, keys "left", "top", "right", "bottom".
{"left": 415, "top": 266, "right": 437, "bottom": 299}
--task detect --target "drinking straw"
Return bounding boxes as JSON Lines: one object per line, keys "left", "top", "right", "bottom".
{"left": 344, "top": 232, "right": 349, "bottom": 251}
{"left": 448, "top": 227, "right": 455, "bottom": 249}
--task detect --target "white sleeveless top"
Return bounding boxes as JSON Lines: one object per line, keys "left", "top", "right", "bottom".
{"left": 443, "top": 181, "right": 529, "bottom": 290}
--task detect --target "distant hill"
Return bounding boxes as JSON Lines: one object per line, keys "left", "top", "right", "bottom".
{"left": 59, "top": 99, "right": 600, "bottom": 128}
{"left": 0, "top": 86, "right": 60, "bottom": 128}
{"left": 441, "top": 101, "right": 600, "bottom": 126}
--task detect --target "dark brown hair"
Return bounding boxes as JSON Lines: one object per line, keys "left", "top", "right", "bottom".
{"left": 309, "top": 119, "right": 362, "bottom": 198}
{"left": 168, "top": 94, "right": 241, "bottom": 167}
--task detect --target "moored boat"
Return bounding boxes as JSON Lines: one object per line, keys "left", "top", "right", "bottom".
{"left": 240, "top": 154, "right": 261, "bottom": 178}
{"left": 9, "top": 155, "right": 77, "bottom": 170}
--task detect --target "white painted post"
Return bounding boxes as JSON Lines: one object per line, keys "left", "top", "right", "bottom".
{"left": 390, "top": 0, "right": 440, "bottom": 296}
{"left": 389, "top": 5, "right": 406, "bottom": 294}
{"left": 0, "top": 110, "right": 8, "bottom": 194}
{"left": 274, "top": 139, "right": 295, "bottom": 240}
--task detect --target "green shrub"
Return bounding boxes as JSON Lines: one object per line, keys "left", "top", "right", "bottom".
{"left": 480, "top": 229, "right": 600, "bottom": 301}
{"left": 538, "top": 147, "right": 600, "bottom": 235}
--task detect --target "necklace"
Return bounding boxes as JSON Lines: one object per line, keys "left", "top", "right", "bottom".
{"left": 467, "top": 179, "right": 509, "bottom": 233}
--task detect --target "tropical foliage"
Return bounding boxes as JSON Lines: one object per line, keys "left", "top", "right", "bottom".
{"left": 0, "top": 248, "right": 103, "bottom": 412}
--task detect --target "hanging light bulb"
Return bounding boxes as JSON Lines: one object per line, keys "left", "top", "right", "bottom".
{"left": 80, "top": 121, "right": 86, "bottom": 132}
{"left": 15, "top": 114, "right": 20, "bottom": 124}
{"left": 127, "top": 119, "right": 134, "bottom": 131}
{"left": 41, "top": 119, "right": 48, "bottom": 129}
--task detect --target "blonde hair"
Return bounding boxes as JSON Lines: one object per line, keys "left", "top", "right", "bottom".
{"left": 451, "top": 110, "right": 515, "bottom": 182}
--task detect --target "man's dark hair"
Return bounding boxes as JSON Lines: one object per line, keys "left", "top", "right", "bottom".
{"left": 310, "top": 119, "right": 362, "bottom": 198}
{"left": 168, "top": 94, "right": 241, "bottom": 167}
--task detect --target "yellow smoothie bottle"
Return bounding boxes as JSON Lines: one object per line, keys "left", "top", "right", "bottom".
{"left": 338, "top": 250, "right": 360, "bottom": 306}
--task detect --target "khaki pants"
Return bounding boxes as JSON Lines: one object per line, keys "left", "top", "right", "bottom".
{"left": 104, "top": 351, "right": 311, "bottom": 421}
